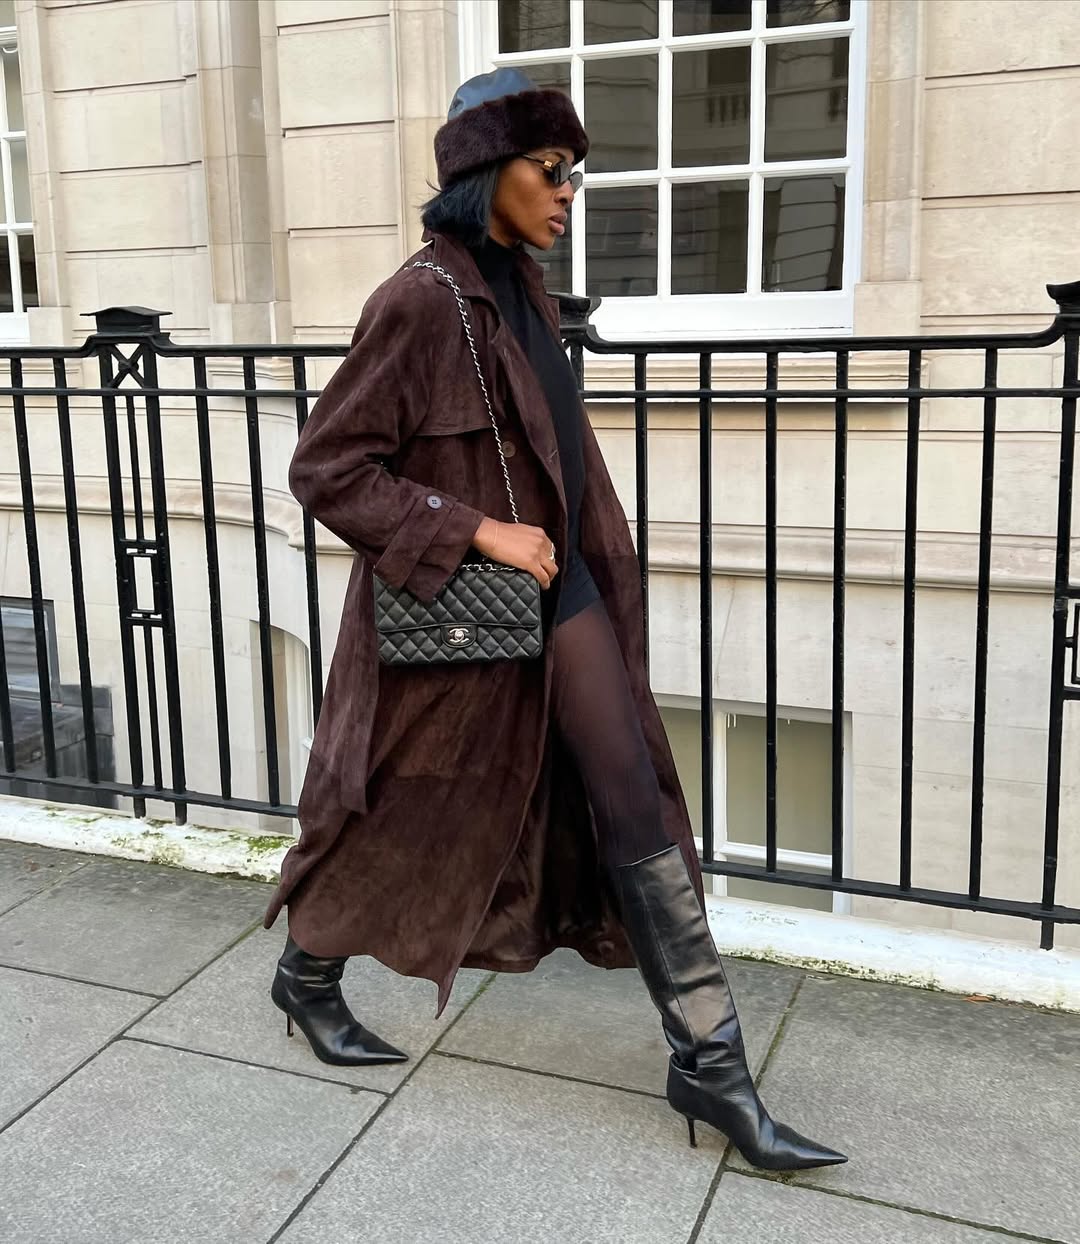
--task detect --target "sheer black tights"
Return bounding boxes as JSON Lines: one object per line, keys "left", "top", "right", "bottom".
{"left": 550, "top": 598, "right": 673, "bottom": 869}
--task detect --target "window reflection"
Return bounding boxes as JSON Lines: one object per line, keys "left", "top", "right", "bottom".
{"left": 674, "top": 0, "right": 752, "bottom": 36}
{"left": 585, "top": 55, "right": 659, "bottom": 172}
{"left": 673, "top": 47, "right": 751, "bottom": 167}
{"left": 672, "top": 181, "right": 748, "bottom": 294}
{"left": 499, "top": 0, "right": 570, "bottom": 52}
{"left": 762, "top": 174, "right": 844, "bottom": 292}
{"left": 526, "top": 60, "right": 571, "bottom": 95}
{"left": 765, "top": 37, "right": 848, "bottom": 161}
{"left": 587, "top": 186, "right": 658, "bottom": 296}
{"left": 584, "top": 0, "right": 658, "bottom": 44}
{"left": 766, "top": 0, "right": 850, "bottom": 27}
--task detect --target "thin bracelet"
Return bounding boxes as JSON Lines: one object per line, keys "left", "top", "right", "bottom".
{"left": 492, "top": 520, "right": 500, "bottom": 561}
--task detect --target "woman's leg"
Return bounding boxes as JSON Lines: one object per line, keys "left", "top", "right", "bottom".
{"left": 548, "top": 598, "right": 672, "bottom": 869}
{"left": 550, "top": 597, "right": 846, "bottom": 1171}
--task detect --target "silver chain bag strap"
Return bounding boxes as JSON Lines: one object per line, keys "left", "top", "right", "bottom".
{"left": 371, "top": 262, "right": 544, "bottom": 665}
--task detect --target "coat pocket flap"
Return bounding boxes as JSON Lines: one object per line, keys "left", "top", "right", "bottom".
{"left": 414, "top": 404, "right": 496, "bottom": 436}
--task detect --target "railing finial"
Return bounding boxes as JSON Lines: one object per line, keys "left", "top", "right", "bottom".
{"left": 555, "top": 291, "right": 601, "bottom": 342}
{"left": 83, "top": 306, "right": 171, "bottom": 337}
{"left": 1047, "top": 281, "right": 1080, "bottom": 318}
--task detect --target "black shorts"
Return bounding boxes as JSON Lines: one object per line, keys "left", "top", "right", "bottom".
{"left": 553, "top": 548, "right": 601, "bottom": 627}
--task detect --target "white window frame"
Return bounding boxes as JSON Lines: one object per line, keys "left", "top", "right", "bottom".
{"left": 657, "top": 692, "right": 853, "bottom": 915}
{"left": 459, "top": 0, "right": 867, "bottom": 342}
{"left": 0, "top": 16, "right": 31, "bottom": 342}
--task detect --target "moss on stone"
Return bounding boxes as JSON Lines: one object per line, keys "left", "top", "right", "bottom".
{"left": 243, "top": 835, "right": 293, "bottom": 855}
{"left": 149, "top": 844, "right": 184, "bottom": 868}
{"left": 45, "top": 807, "right": 102, "bottom": 825}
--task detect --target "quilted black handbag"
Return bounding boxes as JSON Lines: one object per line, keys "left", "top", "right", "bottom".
{"left": 372, "top": 261, "right": 544, "bottom": 666}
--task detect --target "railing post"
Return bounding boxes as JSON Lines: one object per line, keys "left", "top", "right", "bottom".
{"left": 86, "top": 306, "right": 188, "bottom": 823}
{"left": 1041, "top": 279, "right": 1080, "bottom": 948}
{"left": 556, "top": 292, "right": 601, "bottom": 389}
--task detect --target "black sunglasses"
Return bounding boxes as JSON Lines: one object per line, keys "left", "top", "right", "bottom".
{"left": 519, "top": 154, "right": 583, "bottom": 191}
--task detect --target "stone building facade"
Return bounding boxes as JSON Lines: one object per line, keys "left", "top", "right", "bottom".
{"left": 1, "top": 0, "right": 1079, "bottom": 948}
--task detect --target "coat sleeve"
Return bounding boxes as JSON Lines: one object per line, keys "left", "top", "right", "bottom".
{"left": 289, "top": 273, "right": 487, "bottom": 604}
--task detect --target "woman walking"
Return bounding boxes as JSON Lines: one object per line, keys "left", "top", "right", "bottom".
{"left": 263, "top": 69, "right": 845, "bottom": 1172}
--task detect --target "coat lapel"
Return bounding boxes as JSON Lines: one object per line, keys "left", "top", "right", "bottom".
{"left": 419, "top": 231, "right": 569, "bottom": 539}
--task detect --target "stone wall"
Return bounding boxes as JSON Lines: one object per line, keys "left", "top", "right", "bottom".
{"left": 3, "top": 0, "right": 1079, "bottom": 948}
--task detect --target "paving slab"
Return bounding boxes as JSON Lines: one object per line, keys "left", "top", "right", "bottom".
{"left": 0, "top": 1039, "right": 380, "bottom": 1244}
{"left": 731, "top": 975, "right": 1080, "bottom": 1242}
{"left": 130, "top": 925, "right": 492, "bottom": 1091}
{"left": 0, "top": 840, "right": 90, "bottom": 915}
{"left": 438, "top": 947, "right": 802, "bottom": 1095}
{"left": 0, "top": 856, "right": 272, "bottom": 994}
{"left": 700, "top": 1171, "right": 1033, "bottom": 1243}
{"left": 0, "top": 965, "right": 152, "bottom": 1128}
{"left": 279, "top": 1053, "right": 717, "bottom": 1244}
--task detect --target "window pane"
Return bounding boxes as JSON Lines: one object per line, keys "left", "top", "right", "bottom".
{"left": 18, "top": 232, "right": 36, "bottom": 307}
{"left": 499, "top": 0, "right": 569, "bottom": 52}
{"left": 764, "top": 37, "right": 847, "bottom": 161}
{"left": 10, "top": 137, "right": 29, "bottom": 223}
{"left": 586, "top": 185, "right": 657, "bottom": 296}
{"left": 527, "top": 205, "right": 573, "bottom": 292}
{"left": 725, "top": 715, "right": 834, "bottom": 854}
{"left": 2, "top": 604, "right": 38, "bottom": 692}
{"left": 522, "top": 63, "right": 572, "bottom": 291}
{"left": 672, "top": 47, "right": 750, "bottom": 168}
{"left": 671, "top": 181, "right": 748, "bottom": 294}
{"left": 584, "top": 0, "right": 658, "bottom": 44}
{"left": 527, "top": 60, "right": 571, "bottom": 94}
{"left": 673, "top": 0, "right": 752, "bottom": 36}
{"left": 0, "top": 2, "right": 14, "bottom": 28}
{"left": 658, "top": 705, "right": 704, "bottom": 837}
{"left": 1, "top": 600, "right": 57, "bottom": 699}
{"left": 585, "top": 55, "right": 658, "bottom": 172}
{"left": 767, "top": 0, "right": 850, "bottom": 27}
{"left": 3, "top": 46, "right": 22, "bottom": 132}
{"left": 762, "top": 174, "right": 844, "bottom": 292}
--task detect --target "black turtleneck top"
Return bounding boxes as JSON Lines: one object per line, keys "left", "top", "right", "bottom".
{"left": 470, "top": 237, "right": 599, "bottom": 624}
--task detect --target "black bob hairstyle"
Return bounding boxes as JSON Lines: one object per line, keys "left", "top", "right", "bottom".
{"left": 420, "top": 163, "right": 502, "bottom": 247}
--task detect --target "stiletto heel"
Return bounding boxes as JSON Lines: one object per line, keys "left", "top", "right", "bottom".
{"left": 685, "top": 1116, "right": 697, "bottom": 1148}
{"left": 286, "top": 1013, "right": 294, "bottom": 1037}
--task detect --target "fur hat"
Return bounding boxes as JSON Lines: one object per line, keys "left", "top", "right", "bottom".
{"left": 434, "top": 68, "right": 589, "bottom": 187}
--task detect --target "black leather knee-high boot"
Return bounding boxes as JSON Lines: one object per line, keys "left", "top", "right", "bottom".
{"left": 270, "top": 935, "right": 408, "bottom": 1067}
{"left": 615, "top": 845, "right": 846, "bottom": 1171}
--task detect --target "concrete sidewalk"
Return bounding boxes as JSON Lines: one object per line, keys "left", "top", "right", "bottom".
{"left": 0, "top": 839, "right": 1076, "bottom": 1244}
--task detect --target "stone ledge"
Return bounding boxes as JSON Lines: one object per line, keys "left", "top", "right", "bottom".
{"left": 3, "top": 795, "right": 1076, "bottom": 1014}
{"left": 0, "top": 795, "right": 293, "bottom": 884}
{"left": 707, "top": 892, "right": 1080, "bottom": 1014}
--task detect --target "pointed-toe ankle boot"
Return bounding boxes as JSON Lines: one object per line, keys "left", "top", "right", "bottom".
{"left": 615, "top": 845, "right": 847, "bottom": 1172}
{"left": 270, "top": 935, "right": 408, "bottom": 1067}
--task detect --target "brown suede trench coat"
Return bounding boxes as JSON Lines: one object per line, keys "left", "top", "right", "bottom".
{"left": 263, "top": 230, "right": 703, "bottom": 1015}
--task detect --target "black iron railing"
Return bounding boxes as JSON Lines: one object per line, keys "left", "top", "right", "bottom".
{"left": 1, "top": 287, "right": 1079, "bottom": 947}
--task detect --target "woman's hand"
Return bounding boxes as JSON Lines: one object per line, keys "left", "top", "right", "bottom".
{"left": 473, "top": 516, "right": 559, "bottom": 588}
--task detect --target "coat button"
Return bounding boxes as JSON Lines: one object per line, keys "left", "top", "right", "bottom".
{"left": 502, "top": 441, "right": 516, "bottom": 458}
{"left": 426, "top": 494, "right": 442, "bottom": 509}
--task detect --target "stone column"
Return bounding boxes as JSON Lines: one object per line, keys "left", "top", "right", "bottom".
{"left": 271, "top": 0, "right": 400, "bottom": 340}
{"left": 390, "top": 0, "right": 459, "bottom": 258}
{"left": 17, "top": 0, "right": 72, "bottom": 344}
{"left": 193, "top": 0, "right": 275, "bottom": 343}
{"left": 853, "top": 0, "right": 925, "bottom": 336}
